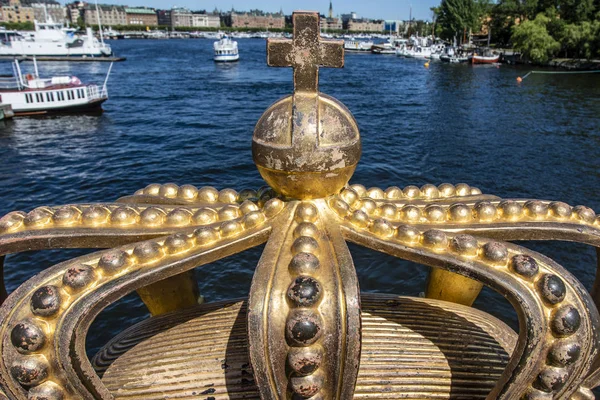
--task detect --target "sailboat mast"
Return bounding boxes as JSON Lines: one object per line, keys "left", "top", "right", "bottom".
{"left": 95, "top": 0, "right": 105, "bottom": 45}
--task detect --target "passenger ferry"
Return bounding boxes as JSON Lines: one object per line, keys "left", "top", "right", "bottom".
{"left": 213, "top": 37, "right": 239, "bottom": 62}
{"left": 0, "top": 20, "right": 112, "bottom": 57}
{"left": 0, "top": 60, "right": 111, "bottom": 116}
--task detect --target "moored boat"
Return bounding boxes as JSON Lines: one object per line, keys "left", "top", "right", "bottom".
{"left": 344, "top": 40, "right": 373, "bottom": 52}
{"left": 213, "top": 37, "right": 239, "bottom": 62}
{"left": 0, "top": 20, "right": 112, "bottom": 57}
{"left": 0, "top": 60, "right": 110, "bottom": 116}
{"left": 469, "top": 49, "right": 500, "bottom": 64}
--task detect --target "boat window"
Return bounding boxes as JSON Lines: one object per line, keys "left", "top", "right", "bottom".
{"left": 46, "top": 92, "right": 53, "bottom": 102}
{"left": 70, "top": 90, "right": 75, "bottom": 99}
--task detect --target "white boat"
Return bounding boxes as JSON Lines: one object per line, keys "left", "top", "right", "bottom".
{"left": 0, "top": 59, "right": 110, "bottom": 116}
{"left": 344, "top": 40, "right": 373, "bottom": 52}
{"left": 0, "top": 20, "right": 112, "bottom": 57}
{"left": 214, "top": 37, "right": 239, "bottom": 62}
{"left": 405, "top": 46, "right": 433, "bottom": 59}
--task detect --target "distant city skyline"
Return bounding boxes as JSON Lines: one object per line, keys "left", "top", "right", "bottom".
{"left": 58, "top": 1, "right": 440, "bottom": 21}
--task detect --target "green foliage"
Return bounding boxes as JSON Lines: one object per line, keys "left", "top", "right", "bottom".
{"left": 511, "top": 13, "right": 560, "bottom": 63}
{"left": 0, "top": 21, "right": 35, "bottom": 31}
{"left": 437, "top": 0, "right": 490, "bottom": 41}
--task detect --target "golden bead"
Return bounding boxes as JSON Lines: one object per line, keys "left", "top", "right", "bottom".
{"left": 218, "top": 188, "right": 239, "bottom": 204}
{"left": 400, "top": 205, "right": 421, "bottom": 222}
{"left": 24, "top": 207, "right": 53, "bottom": 227}
{"left": 0, "top": 211, "right": 26, "bottom": 233}
{"left": 384, "top": 186, "right": 403, "bottom": 200}
{"left": 421, "top": 184, "right": 440, "bottom": 199}
{"left": 474, "top": 202, "right": 497, "bottom": 222}
{"left": 448, "top": 203, "right": 472, "bottom": 222}
{"left": 499, "top": 201, "right": 523, "bottom": 220}
{"left": 143, "top": 183, "right": 161, "bottom": 196}
{"left": 438, "top": 183, "right": 456, "bottom": 197}
{"left": 197, "top": 186, "right": 219, "bottom": 203}
{"left": 482, "top": 241, "right": 509, "bottom": 264}
{"left": 52, "top": 206, "right": 81, "bottom": 226}
{"left": 574, "top": 205, "right": 596, "bottom": 223}
{"left": 242, "top": 211, "right": 265, "bottom": 228}
{"left": 350, "top": 184, "right": 367, "bottom": 197}
{"left": 549, "top": 202, "right": 572, "bottom": 219}
{"left": 134, "top": 189, "right": 144, "bottom": 195}
{"left": 424, "top": 205, "right": 445, "bottom": 223}
{"left": 524, "top": 201, "right": 549, "bottom": 219}
{"left": 140, "top": 207, "right": 166, "bottom": 226}
{"left": 164, "top": 233, "right": 193, "bottom": 254}
{"left": 471, "top": 187, "right": 483, "bottom": 195}
{"left": 192, "top": 208, "right": 218, "bottom": 225}
{"left": 403, "top": 185, "right": 421, "bottom": 199}
{"left": 340, "top": 188, "right": 359, "bottom": 207}
{"left": 82, "top": 206, "right": 110, "bottom": 226}
{"left": 240, "top": 200, "right": 259, "bottom": 215}
{"left": 110, "top": 206, "right": 139, "bottom": 225}
{"left": 349, "top": 210, "right": 370, "bottom": 229}
{"left": 455, "top": 183, "right": 471, "bottom": 197}
{"left": 359, "top": 199, "right": 377, "bottom": 216}
{"left": 294, "top": 222, "right": 319, "bottom": 239}
{"left": 263, "top": 198, "right": 284, "bottom": 217}
{"left": 366, "top": 187, "right": 384, "bottom": 200}
{"left": 158, "top": 183, "right": 179, "bottom": 198}
{"left": 218, "top": 205, "right": 241, "bottom": 221}
{"left": 220, "top": 220, "right": 243, "bottom": 237}
{"left": 295, "top": 202, "right": 319, "bottom": 223}
{"left": 378, "top": 203, "right": 397, "bottom": 220}
{"left": 422, "top": 230, "right": 448, "bottom": 250}
{"left": 396, "top": 225, "right": 420, "bottom": 244}
{"left": 194, "top": 226, "right": 220, "bottom": 244}
{"left": 370, "top": 219, "right": 394, "bottom": 238}
{"left": 451, "top": 235, "right": 479, "bottom": 256}
{"left": 292, "top": 236, "right": 320, "bottom": 255}
{"left": 178, "top": 184, "right": 198, "bottom": 200}
{"left": 166, "top": 208, "right": 192, "bottom": 226}
{"left": 133, "top": 241, "right": 164, "bottom": 263}
{"left": 238, "top": 189, "right": 258, "bottom": 201}
{"left": 329, "top": 198, "right": 350, "bottom": 217}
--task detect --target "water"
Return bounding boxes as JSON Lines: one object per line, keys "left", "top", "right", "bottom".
{"left": 1, "top": 39, "right": 600, "bottom": 360}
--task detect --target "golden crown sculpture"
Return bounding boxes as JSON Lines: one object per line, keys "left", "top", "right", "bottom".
{"left": 0, "top": 11, "right": 599, "bottom": 400}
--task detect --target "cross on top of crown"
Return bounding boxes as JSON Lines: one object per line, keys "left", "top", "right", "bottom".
{"left": 267, "top": 11, "right": 344, "bottom": 93}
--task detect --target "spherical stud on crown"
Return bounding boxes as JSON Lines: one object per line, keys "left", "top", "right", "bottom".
{"left": 252, "top": 94, "right": 361, "bottom": 199}
{"left": 178, "top": 184, "right": 198, "bottom": 200}
{"left": 421, "top": 184, "right": 440, "bottom": 199}
{"left": 27, "top": 382, "right": 64, "bottom": 400}
{"left": 455, "top": 183, "right": 471, "bottom": 196}
{"left": 366, "top": 187, "right": 384, "bottom": 199}
{"left": 403, "top": 185, "right": 421, "bottom": 199}
{"left": 287, "top": 346, "right": 323, "bottom": 376}
{"left": 30, "top": 286, "right": 61, "bottom": 317}
{"left": 62, "top": 264, "right": 96, "bottom": 293}
{"left": 98, "top": 249, "right": 130, "bottom": 274}
{"left": 295, "top": 203, "right": 319, "bottom": 223}
{"left": 197, "top": 186, "right": 219, "bottom": 203}
{"left": 10, "top": 355, "right": 49, "bottom": 386}
{"left": 158, "top": 183, "right": 179, "bottom": 198}
{"left": 424, "top": 205, "right": 445, "bottom": 222}
{"left": 218, "top": 188, "right": 239, "bottom": 204}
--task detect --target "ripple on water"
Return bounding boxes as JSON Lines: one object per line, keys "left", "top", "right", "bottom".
{"left": 0, "top": 40, "right": 600, "bottom": 358}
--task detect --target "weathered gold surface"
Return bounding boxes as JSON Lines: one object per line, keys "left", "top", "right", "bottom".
{"left": 0, "top": 9, "right": 599, "bottom": 400}
{"left": 95, "top": 294, "right": 516, "bottom": 399}
{"left": 253, "top": 12, "right": 361, "bottom": 199}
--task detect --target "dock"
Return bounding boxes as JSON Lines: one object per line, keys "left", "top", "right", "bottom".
{"left": 0, "top": 56, "right": 125, "bottom": 62}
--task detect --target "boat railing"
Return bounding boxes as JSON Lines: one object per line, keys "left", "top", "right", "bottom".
{"left": 0, "top": 75, "right": 20, "bottom": 90}
{"left": 87, "top": 84, "right": 108, "bottom": 100}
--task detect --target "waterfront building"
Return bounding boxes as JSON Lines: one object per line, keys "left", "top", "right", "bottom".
{"left": 0, "top": 0, "right": 34, "bottom": 24}
{"left": 31, "top": 2, "right": 66, "bottom": 23}
{"left": 170, "top": 7, "right": 192, "bottom": 28}
{"left": 83, "top": 4, "right": 126, "bottom": 26}
{"left": 156, "top": 9, "right": 170, "bottom": 27}
{"left": 347, "top": 17, "right": 384, "bottom": 32}
{"left": 223, "top": 9, "right": 284, "bottom": 29}
{"left": 65, "top": 1, "right": 83, "bottom": 25}
{"left": 191, "top": 11, "right": 219, "bottom": 28}
{"left": 323, "top": 0, "right": 341, "bottom": 31}
{"left": 126, "top": 7, "right": 157, "bottom": 26}
{"left": 384, "top": 20, "right": 405, "bottom": 35}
